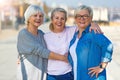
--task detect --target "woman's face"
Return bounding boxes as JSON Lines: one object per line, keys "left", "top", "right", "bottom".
{"left": 75, "top": 9, "right": 92, "bottom": 29}
{"left": 28, "top": 12, "right": 43, "bottom": 28}
{"left": 52, "top": 11, "right": 66, "bottom": 32}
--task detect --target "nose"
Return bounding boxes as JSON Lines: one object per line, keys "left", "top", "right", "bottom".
{"left": 80, "top": 17, "right": 85, "bottom": 20}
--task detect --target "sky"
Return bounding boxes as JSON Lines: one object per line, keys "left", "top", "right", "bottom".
{"left": 42, "top": 0, "right": 120, "bottom": 8}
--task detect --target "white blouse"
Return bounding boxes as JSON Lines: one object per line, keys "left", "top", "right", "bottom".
{"left": 44, "top": 26, "right": 76, "bottom": 75}
{"left": 69, "top": 38, "right": 79, "bottom": 80}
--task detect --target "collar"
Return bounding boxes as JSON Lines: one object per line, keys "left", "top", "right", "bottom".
{"left": 75, "top": 24, "right": 91, "bottom": 35}
{"left": 84, "top": 24, "right": 91, "bottom": 33}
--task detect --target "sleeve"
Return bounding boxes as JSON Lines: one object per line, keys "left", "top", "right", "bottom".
{"left": 92, "top": 32, "right": 113, "bottom": 62}
{"left": 17, "top": 30, "right": 50, "bottom": 59}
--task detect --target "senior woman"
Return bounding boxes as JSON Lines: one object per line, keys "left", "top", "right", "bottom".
{"left": 17, "top": 5, "right": 68, "bottom": 80}
{"left": 68, "top": 5, "right": 113, "bottom": 80}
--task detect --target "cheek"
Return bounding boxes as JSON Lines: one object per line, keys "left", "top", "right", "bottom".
{"left": 41, "top": 19, "right": 44, "bottom": 23}
{"left": 86, "top": 18, "right": 92, "bottom": 23}
{"left": 51, "top": 19, "right": 56, "bottom": 23}
{"left": 75, "top": 19, "right": 78, "bottom": 23}
{"left": 62, "top": 21, "right": 66, "bottom": 25}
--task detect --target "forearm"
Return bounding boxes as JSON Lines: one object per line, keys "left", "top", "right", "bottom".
{"left": 48, "top": 52, "right": 67, "bottom": 62}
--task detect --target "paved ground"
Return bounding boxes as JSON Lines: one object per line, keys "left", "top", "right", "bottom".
{"left": 0, "top": 26, "right": 120, "bottom": 80}
{"left": 0, "top": 29, "right": 18, "bottom": 40}
{"left": 0, "top": 29, "right": 18, "bottom": 80}
{"left": 101, "top": 26, "right": 120, "bottom": 80}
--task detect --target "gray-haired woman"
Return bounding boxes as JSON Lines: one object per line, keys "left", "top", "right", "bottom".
{"left": 17, "top": 5, "right": 68, "bottom": 80}
{"left": 68, "top": 5, "right": 113, "bottom": 80}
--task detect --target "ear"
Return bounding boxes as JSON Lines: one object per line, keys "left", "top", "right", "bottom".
{"left": 90, "top": 16, "right": 93, "bottom": 22}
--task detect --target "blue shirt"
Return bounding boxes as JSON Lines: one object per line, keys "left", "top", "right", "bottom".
{"left": 68, "top": 25, "right": 113, "bottom": 80}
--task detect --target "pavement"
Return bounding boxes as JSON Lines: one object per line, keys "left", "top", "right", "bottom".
{"left": 0, "top": 29, "right": 18, "bottom": 41}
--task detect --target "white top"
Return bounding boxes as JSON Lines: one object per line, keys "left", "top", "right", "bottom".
{"left": 69, "top": 38, "right": 79, "bottom": 80}
{"left": 44, "top": 26, "right": 76, "bottom": 75}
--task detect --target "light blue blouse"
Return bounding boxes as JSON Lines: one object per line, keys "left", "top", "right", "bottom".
{"left": 68, "top": 25, "right": 113, "bottom": 80}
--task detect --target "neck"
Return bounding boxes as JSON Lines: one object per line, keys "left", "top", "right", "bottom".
{"left": 53, "top": 28, "right": 64, "bottom": 33}
{"left": 78, "top": 28, "right": 85, "bottom": 38}
{"left": 27, "top": 25, "right": 38, "bottom": 36}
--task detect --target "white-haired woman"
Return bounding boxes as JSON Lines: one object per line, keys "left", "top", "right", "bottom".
{"left": 17, "top": 5, "right": 68, "bottom": 80}
{"left": 68, "top": 5, "right": 113, "bottom": 80}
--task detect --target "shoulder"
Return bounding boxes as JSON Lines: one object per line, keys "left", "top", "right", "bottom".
{"left": 38, "top": 29, "right": 44, "bottom": 35}
{"left": 65, "top": 26, "right": 77, "bottom": 32}
{"left": 17, "top": 28, "right": 31, "bottom": 42}
{"left": 44, "top": 32, "right": 52, "bottom": 38}
{"left": 85, "top": 31, "right": 95, "bottom": 39}
{"left": 65, "top": 26, "right": 76, "bottom": 30}
{"left": 87, "top": 30, "right": 105, "bottom": 40}
{"left": 18, "top": 28, "right": 27, "bottom": 37}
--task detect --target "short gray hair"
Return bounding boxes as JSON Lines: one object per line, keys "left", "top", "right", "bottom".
{"left": 24, "top": 5, "right": 44, "bottom": 25}
{"left": 74, "top": 5, "right": 93, "bottom": 18}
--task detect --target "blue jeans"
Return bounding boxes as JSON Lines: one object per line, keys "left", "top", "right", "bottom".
{"left": 47, "top": 71, "right": 74, "bottom": 80}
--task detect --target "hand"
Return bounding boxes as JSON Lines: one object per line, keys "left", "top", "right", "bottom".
{"left": 63, "top": 55, "right": 69, "bottom": 63}
{"left": 17, "top": 58, "right": 20, "bottom": 64}
{"left": 90, "top": 22, "right": 104, "bottom": 34}
{"left": 88, "top": 66, "right": 104, "bottom": 78}
{"left": 64, "top": 52, "right": 68, "bottom": 57}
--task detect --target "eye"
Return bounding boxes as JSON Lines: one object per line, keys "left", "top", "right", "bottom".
{"left": 55, "top": 17, "right": 59, "bottom": 19}
{"left": 33, "top": 14, "right": 37, "bottom": 17}
{"left": 39, "top": 15, "right": 43, "bottom": 18}
{"left": 61, "top": 17, "right": 65, "bottom": 20}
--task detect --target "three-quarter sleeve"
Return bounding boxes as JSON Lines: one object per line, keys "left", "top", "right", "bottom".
{"left": 17, "top": 29, "right": 50, "bottom": 59}
{"left": 92, "top": 32, "right": 113, "bottom": 62}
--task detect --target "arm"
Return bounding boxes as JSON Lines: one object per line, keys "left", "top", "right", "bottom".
{"left": 88, "top": 33, "right": 113, "bottom": 78}
{"left": 49, "top": 52, "right": 68, "bottom": 62}
{"left": 94, "top": 33, "right": 113, "bottom": 62}
{"left": 89, "top": 22, "right": 103, "bottom": 33}
{"left": 17, "top": 30, "right": 67, "bottom": 62}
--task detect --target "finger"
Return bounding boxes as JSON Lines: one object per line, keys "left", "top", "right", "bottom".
{"left": 17, "top": 60, "right": 20, "bottom": 64}
{"left": 96, "top": 73, "right": 99, "bottom": 78}
{"left": 91, "top": 71, "right": 96, "bottom": 77}
{"left": 88, "top": 69, "right": 95, "bottom": 74}
{"left": 17, "top": 62, "right": 20, "bottom": 64}
{"left": 96, "top": 29, "right": 100, "bottom": 34}
{"left": 88, "top": 67, "right": 95, "bottom": 70}
{"left": 96, "top": 26, "right": 104, "bottom": 34}
{"left": 89, "top": 27, "right": 92, "bottom": 32}
{"left": 64, "top": 52, "right": 68, "bottom": 57}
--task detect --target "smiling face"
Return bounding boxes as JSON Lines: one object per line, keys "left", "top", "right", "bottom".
{"left": 75, "top": 9, "right": 92, "bottom": 30}
{"left": 28, "top": 12, "right": 44, "bottom": 28}
{"left": 51, "top": 11, "right": 66, "bottom": 33}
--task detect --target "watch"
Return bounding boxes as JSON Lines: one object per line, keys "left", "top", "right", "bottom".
{"left": 99, "top": 64, "right": 105, "bottom": 69}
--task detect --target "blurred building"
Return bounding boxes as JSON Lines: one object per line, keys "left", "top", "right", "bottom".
{"left": 0, "top": 0, "right": 25, "bottom": 30}
{"left": 92, "top": 7, "right": 109, "bottom": 25}
{"left": 67, "top": 6, "right": 120, "bottom": 26}
{"left": 0, "top": 0, "right": 120, "bottom": 30}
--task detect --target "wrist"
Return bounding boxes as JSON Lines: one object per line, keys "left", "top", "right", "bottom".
{"left": 99, "top": 64, "right": 106, "bottom": 69}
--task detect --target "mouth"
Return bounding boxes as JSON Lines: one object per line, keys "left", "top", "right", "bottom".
{"left": 56, "top": 23, "right": 63, "bottom": 27}
{"left": 35, "top": 21, "right": 41, "bottom": 24}
{"left": 79, "top": 22, "right": 85, "bottom": 24}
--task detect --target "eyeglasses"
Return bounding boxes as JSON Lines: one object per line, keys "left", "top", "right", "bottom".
{"left": 75, "top": 15, "right": 90, "bottom": 19}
